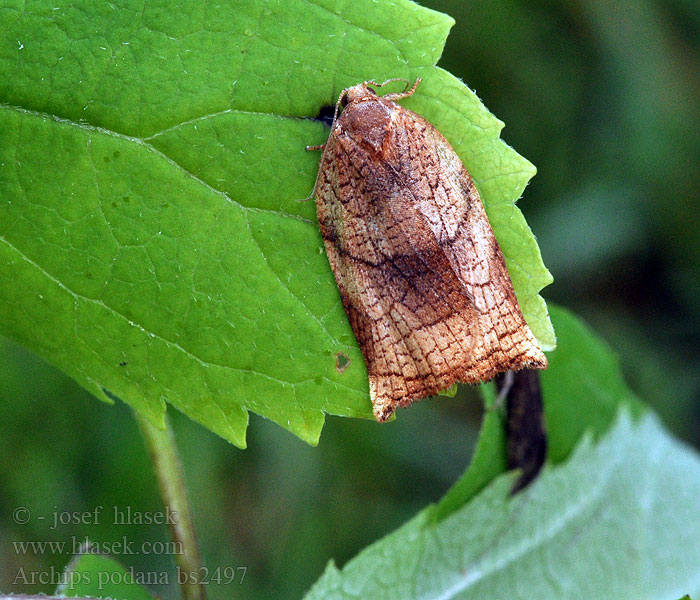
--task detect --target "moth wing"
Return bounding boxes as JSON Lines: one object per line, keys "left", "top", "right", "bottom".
{"left": 387, "top": 111, "right": 547, "bottom": 367}
{"left": 316, "top": 134, "right": 493, "bottom": 421}
{"left": 321, "top": 213, "right": 484, "bottom": 422}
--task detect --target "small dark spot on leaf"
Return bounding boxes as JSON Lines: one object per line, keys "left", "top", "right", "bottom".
{"left": 122, "top": 195, "right": 130, "bottom": 203}
{"left": 119, "top": 361, "right": 127, "bottom": 366}
{"left": 85, "top": 271, "right": 93, "bottom": 280}
{"left": 111, "top": 201, "right": 118, "bottom": 208}
{"left": 315, "top": 105, "right": 335, "bottom": 128}
{"left": 103, "top": 156, "right": 110, "bottom": 163}
{"left": 113, "top": 150, "right": 120, "bottom": 159}
{"left": 335, "top": 351, "right": 350, "bottom": 373}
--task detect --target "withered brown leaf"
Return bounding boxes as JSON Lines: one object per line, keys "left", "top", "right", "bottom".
{"left": 309, "top": 78, "right": 547, "bottom": 422}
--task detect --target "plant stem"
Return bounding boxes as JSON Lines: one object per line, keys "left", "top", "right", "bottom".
{"left": 136, "top": 411, "right": 206, "bottom": 600}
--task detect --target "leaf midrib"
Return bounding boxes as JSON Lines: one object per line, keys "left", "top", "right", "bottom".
{"left": 423, "top": 434, "right": 629, "bottom": 599}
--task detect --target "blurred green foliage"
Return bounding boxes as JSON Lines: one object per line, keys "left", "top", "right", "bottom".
{"left": 1, "top": 1, "right": 699, "bottom": 599}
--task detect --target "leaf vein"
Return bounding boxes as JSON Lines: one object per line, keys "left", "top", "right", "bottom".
{"left": 0, "top": 235, "right": 303, "bottom": 390}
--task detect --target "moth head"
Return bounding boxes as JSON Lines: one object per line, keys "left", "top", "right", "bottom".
{"left": 338, "top": 78, "right": 420, "bottom": 111}
{"left": 342, "top": 83, "right": 378, "bottom": 107}
{"left": 337, "top": 85, "right": 390, "bottom": 151}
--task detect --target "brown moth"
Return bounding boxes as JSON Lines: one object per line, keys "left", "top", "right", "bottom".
{"left": 308, "top": 78, "right": 547, "bottom": 422}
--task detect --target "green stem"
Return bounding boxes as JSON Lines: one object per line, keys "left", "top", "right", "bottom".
{"left": 135, "top": 412, "right": 206, "bottom": 600}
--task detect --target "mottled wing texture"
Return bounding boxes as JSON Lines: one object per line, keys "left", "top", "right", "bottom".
{"left": 315, "top": 89, "right": 546, "bottom": 422}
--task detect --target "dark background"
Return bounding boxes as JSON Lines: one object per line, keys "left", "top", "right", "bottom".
{"left": 1, "top": 1, "right": 698, "bottom": 598}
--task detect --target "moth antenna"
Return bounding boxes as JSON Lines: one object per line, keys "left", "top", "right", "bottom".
{"left": 369, "top": 77, "right": 411, "bottom": 90}
{"left": 331, "top": 88, "right": 348, "bottom": 127}
{"left": 299, "top": 88, "right": 348, "bottom": 202}
{"left": 383, "top": 77, "right": 421, "bottom": 101}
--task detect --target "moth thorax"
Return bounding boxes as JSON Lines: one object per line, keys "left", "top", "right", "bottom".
{"left": 341, "top": 99, "right": 390, "bottom": 151}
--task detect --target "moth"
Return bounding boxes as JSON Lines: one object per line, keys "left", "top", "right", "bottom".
{"left": 308, "top": 78, "right": 547, "bottom": 422}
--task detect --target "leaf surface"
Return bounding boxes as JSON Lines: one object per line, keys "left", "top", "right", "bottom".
{"left": 435, "top": 305, "right": 644, "bottom": 518}
{"left": 306, "top": 411, "right": 700, "bottom": 599}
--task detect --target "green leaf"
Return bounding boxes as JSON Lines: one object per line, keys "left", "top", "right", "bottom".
{"left": 431, "top": 381, "right": 506, "bottom": 520}
{"left": 434, "top": 304, "right": 644, "bottom": 518}
{"left": 541, "top": 305, "right": 644, "bottom": 464}
{"left": 0, "top": 0, "right": 552, "bottom": 446}
{"left": 58, "top": 552, "right": 156, "bottom": 600}
{"left": 305, "top": 412, "right": 700, "bottom": 599}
